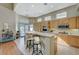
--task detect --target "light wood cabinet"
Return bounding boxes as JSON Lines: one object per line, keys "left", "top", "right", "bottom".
{"left": 33, "top": 16, "right": 78, "bottom": 32}
{"left": 58, "top": 34, "right": 69, "bottom": 43}
{"left": 57, "top": 35, "right": 79, "bottom": 55}
{"left": 58, "top": 17, "right": 77, "bottom": 29}
{"left": 67, "top": 35, "right": 79, "bottom": 48}
{"left": 50, "top": 20, "right": 58, "bottom": 29}
{"left": 48, "top": 21, "right": 51, "bottom": 30}
{"left": 58, "top": 18, "right": 69, "bottom": 25}
{"left": 50, "top": 18, "right": 69, "bottom": 29}
{"left": 33, "top": 21, "right": 49, "bottom": 32}
{"left": 77, "top": 16, "right": 79, "bottom": 29}
{"left": 50, "top": 17, "right": 77, "bottom": 29}
{"left": 68, "top": 17, "right": 77, "bottom": 29}
{"left": 58, "top": 34, "right": 79, "bottom": 48}
{"left": 33, "top": 22, "right": 41, "bottom": 32}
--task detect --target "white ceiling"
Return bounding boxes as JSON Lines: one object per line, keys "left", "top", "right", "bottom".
{"left": 14, "top": 3, "right": 76, "bottom": 17}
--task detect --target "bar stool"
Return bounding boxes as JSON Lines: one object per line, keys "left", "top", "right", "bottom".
{"left": 26, "top": 35, "right": 34, "bottom": 52}
{"left": 32, "top": 36, "right": 43, "bottom": 55}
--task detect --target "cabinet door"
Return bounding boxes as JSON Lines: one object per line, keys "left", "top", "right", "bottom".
{"left": 50, "top": 20, "right": 58, "bottom": 28}
{"left": 68, "top": 17, "right": 77, "bottom": 29}
{"left": 58, "top": 18, "right": 69, "bottom": 25}
{"left": 50, "top": 18, "right": 69, "bottom": 29}
{"left": 68, "top": 36, "right": 76, "bottom": 46}
{"left": 33, "top": 21, "right": 49, "bottom": 32}
{"left": 50, "top": 20, "right": 54, "bottom": 28}
{"left": 77, "top": 16, "right": 79, "bottom": 29}
{"left": 48, "top": 21, "right": 51, "bottom": 31}
{"left": 33, "top": 22, "right": 40, "bottom": 31}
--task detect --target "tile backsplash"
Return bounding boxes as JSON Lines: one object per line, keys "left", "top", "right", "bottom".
{"left": 69, "top": 29, "right": 79, "bottom": 35}
{"left": 51, "top": 28, "right": 79, "bottom": 36}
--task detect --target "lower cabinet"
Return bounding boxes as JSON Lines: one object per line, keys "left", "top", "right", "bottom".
{"left": 57, "top": 35, "right": 79, "bottom": 55}
{"left": 57, "top": 40, "right": 79, "bottom": 55}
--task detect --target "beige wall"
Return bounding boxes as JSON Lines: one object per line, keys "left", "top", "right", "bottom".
{"left": 0, "top": 5, "right": 16, "bottom": 34}
{"left": 0, "top": 3, "right": 13, "bottom": 10}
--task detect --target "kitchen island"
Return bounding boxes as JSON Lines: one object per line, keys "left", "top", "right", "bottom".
{"left": 26, "top": 31, "right": 57, "bottom": 55}
{"left": 25, "top": 31, "right": 79, "bottom": 55}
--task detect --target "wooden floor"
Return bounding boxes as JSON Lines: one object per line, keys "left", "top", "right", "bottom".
{"left": 0, "top": 41, "right": 23, "bottom": 55}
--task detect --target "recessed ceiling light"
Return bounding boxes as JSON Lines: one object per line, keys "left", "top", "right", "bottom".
{"left": 32, "top": 5, "right": 35, "bottom": 7}
{"left": 50, "top": 5, "right": 54, "bottom": 8}
{"left": 40, "top": 11, "right": 42, "bottom": 12}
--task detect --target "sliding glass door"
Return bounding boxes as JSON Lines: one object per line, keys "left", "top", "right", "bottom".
{"left": 18, "top": 23, "right": 29, "bottom": 37}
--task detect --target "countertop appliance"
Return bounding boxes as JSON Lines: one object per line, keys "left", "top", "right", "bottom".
{"left": 42, "top": 26, "right": 48, "bottom": 32}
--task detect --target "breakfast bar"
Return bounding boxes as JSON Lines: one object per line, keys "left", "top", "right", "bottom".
{"left": 26, "top": 31, "right": 57, "bottom": 55}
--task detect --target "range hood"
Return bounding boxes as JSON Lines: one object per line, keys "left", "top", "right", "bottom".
{"left": 58, "top": 24, "right": 69, "bottom": 29}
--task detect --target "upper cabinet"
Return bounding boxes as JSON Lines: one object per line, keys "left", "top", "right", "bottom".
{"left": 33, "top": 16, "right": 78, "bottom": 32}
{"left": 33, "top": 22, "right": 40, "bottom": 31}
{"left": 50, "top": 18, "right": 69, "bottom": 29}
{"left": 58, "top": 18, "right": 69, "bottom": 25}
{"left": 50, "top": 17, "right": 77, "bottom": 29}
{"left": 50, "top": 20, "right": 58, "bottom": 29}
{"left": 33, "top": 21, "right": 49, "bottom": 32}
{"left": 77, "top": 16, "right": 79, "bottom": 29}
{"left": 68, "top": 17, "right": 77, "bottom": 29}
{"left": 58, "top": 17, "right": 77, "bottom": 29}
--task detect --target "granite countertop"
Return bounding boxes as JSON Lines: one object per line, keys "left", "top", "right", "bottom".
{"left": 26, "top": 31, "right": 79, "bottom": 37}
{"left": 26, "top": 31, "right": 56, "bottom": 37}
{"left": 59, "top": 33, "right": 79, "bottom": 36}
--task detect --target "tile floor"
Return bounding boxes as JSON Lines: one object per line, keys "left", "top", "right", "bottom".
{"left": 0, "top": 37, "right": 34, "bottom": 55}
{"left": 57, "top": 37, "right": 79, "bottom": 55}
{"left": 2, "top": 36, "right": 79, "bottom": 55}
{"left": 15, "top": 37, "right": 32, "bottom": 55}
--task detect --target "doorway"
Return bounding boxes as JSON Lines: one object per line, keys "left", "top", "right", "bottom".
{"left": 17, "top": 23, "right": 30, "bottom": 54}
{"left": 18, "top": 23, "right": 29, "bottom": 37}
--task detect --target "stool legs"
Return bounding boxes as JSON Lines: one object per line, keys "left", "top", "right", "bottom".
{"left": 39, "top": 50, "right": 43, "bottom": 55}
{"left": 26, "top": 40, "right": 33, "bottom": 52}
{"left": 32, "top": 44, "right": 43, "bottom": 55}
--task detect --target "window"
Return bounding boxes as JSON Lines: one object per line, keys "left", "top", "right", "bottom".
{"left": 37, "top": 18, "right": 42, "bottom": 22}
{"left": 29, "top": 24, "right": 34, "bottom": 31}
{"left": 4, "top": 23, "right": 9, "bottom": 29}
{"left": 56, "top": 12, "right": 67, "bottom": 19}
{"left": 45, "top": 16, "right": 51, "bottom": 21}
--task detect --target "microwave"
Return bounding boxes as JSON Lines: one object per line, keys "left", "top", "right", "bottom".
{"left": 42, "top": 26, "right": 48, "bottom": 31}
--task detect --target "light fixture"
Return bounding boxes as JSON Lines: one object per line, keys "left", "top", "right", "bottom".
{"left": 40, "top": 11, "right": 42, "bottom": 13}
{"left": 50, "top": 5, "right": 54, "bottom": 8}
{"left": 32, "top": 5, "right": 35, "bottom": 7}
